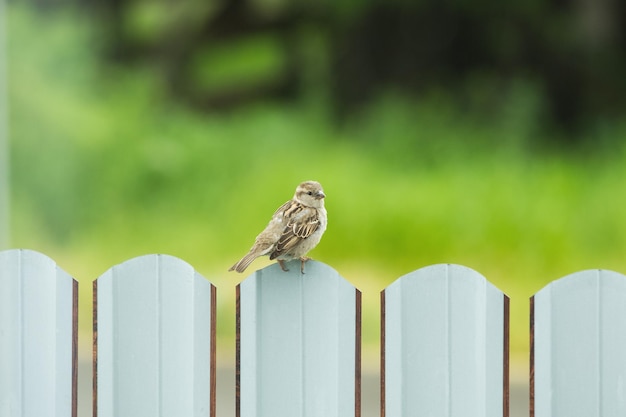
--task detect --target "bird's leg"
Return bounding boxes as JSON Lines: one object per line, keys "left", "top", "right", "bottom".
{"left": 299, "top": 256, "right": 311, "bottom": 274}
{"left": 277, "top": 259, "right": 289, "bottom": 272}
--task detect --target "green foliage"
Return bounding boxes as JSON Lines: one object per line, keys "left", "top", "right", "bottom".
{"left": 191, "top": 34, "right": 287, "bottom": 94}
{"left": 7, "top": 5, "right": 626, "bottom": 361}
{"left": 124, "top": 0, "right": 215, "bottom": 44}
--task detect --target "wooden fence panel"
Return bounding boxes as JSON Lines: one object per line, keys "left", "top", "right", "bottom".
{"left": 0, "top": 249, "right": 77, "bottom": 417}
{"left": 381, "top": 263, "right": 509, "bottom": 417}
{"left": 531, "top": 269, "right": 626, "bottom": 417}
{"left": 237, "top": 260, "right": 361, "bottom": 417}
{"left": 93, "top": 254, "right": 216, "bottom": 417}
{"left": 9, "top": 246, "right": 626, "bottom": 416}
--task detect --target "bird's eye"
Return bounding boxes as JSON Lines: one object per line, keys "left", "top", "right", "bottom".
{"left": 307, "top": 191, "right": 313, "bottom": 196}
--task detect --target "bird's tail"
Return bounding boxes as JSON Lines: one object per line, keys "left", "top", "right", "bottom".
{"left": 228, "top": 252, "right": 259, "bottom": 273}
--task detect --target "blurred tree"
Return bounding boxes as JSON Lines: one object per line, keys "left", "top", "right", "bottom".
{"left": 79, "top": 0, "right": 311, "bottom": 110}
{"left": 22, "top": 0, "right": 626, "bottom": 141}
{"left": 329, "top": 0, "right": 626, "bottom": 139}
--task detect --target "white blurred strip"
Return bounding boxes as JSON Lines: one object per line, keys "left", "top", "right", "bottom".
{"left": 0, "top": 0, "right": 9, "bottom": 249}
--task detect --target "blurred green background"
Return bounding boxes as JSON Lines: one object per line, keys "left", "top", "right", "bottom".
{"left": 3, "top": 0, "right": 626, "bottom": 375}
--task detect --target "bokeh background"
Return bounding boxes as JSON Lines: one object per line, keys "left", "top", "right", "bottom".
{"left": 3, "top": 0, "right": 626, "bottom": 378}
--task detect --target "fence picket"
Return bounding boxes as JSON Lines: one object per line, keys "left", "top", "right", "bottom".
{"left": 0, "top": 249, "right": 77, "bottom": 417}
{"left": 93, "top": 254, "right": 216, "bottom": 417}
{"left": 236, "top": 260, "right": 361, "bottom": 417}
{"left": 531, "top": 269, "right": 626, "bottom": 417}
{"left": 381, "top": 263, "right": 509, "bottom": 417}
{"left": 6, "top": 248, "right": 626, "bottom": 416}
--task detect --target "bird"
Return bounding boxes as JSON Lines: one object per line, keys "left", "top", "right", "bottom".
{"left": 229, "top": 180, "right": 327, "bottom": 274}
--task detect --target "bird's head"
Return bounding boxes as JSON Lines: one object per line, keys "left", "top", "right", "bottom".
{"left": 294, "top": 181, "right": 326, "bottom": 208}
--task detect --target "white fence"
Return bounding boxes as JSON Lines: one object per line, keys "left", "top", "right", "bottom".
{"left": 2, "top": 249, "right": 626, "bottom": 417}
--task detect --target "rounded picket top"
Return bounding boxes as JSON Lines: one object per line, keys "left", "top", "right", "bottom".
{"left": 382, "top": 264, "right": 509, "bottom": 417}
{"left": 532, "top": 269, "right": 626, "bottom": 417}
{"left": 384, "top": 263, "right": 501, "bottom": 293}
{"left": 94, "top": 254, "right": 216, "bottom": 417}
{"left": 0, "top": 248, "right": 76, "bottom": 287}
{"left": 240, "top": 257, "right": 354, "bottom": 285}
{"left": 95, "top": 252, "right": 211, "bottom": 286}
{"left": 533, "top": 268, "right": 626, "bottom": 296}
{"left": 0, "top": 249, "right": 77, "bottom": 417}
{"left": 237, "top": 259, "right": 361, "bottom": 417}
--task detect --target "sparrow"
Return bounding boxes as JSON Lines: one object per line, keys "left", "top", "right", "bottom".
{"left": 229, "top": 181, "right": 327, "bottom": 274}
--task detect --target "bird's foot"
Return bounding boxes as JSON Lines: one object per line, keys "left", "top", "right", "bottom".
{"left": 299, "top": 257, "right": 311, "bottom": 274}
{"left": 278, "top": 260, "right": 289, "bottom": 272}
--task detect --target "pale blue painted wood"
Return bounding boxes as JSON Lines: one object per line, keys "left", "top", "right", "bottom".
{"left": 238, "top": 260, "right": 360, "bottom": 417}
{"left": 95, "top": 254, "right": 215, "bottom": 417}
{"left": 0, "top": 249, "right": 76, "bottom": 417}
{"left": 533, "top": 269, "right": 626, "bottom": 417}
{"left": 383, "top": 264, "right": 507, "bottom": 417}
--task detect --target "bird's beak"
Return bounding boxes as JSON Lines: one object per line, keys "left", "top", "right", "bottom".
{"left": 317, "top": 191, "right": 326, "bottom": 199}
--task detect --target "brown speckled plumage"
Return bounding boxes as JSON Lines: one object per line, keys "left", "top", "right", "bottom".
{"left": 229, "top": 181, "right": 327, "bottom": 273}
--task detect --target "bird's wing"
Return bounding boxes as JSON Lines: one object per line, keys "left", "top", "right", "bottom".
{"left": 270, "top": 205, "right": 320, "bottom": 259}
